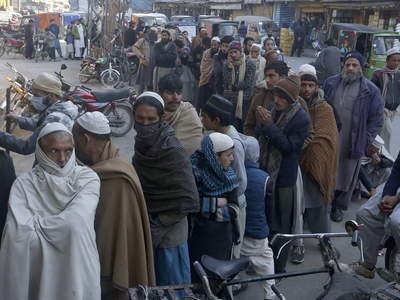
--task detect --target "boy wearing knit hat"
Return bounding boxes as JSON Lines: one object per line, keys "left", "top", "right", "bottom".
{"left": 222, "top": 41, "right": 256, "bottom": 133}
{"left": 371, "top": 47, "right": 400, "bottom": 154}
{"left": 257, "top": 74, "right": 310, "bottom": 277}
{"left": 0, "top": 72, "right": 78, "bottom": 155}
{"left": 322, "top": 50, "right": 383, "bottom": 223}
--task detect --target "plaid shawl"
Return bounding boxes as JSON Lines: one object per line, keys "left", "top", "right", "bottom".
{"left": 132, "top": 122, "right": 200, "bottom": 215}
{"left": 259, "top": 101, "right": 301, "bottom": 182}
{"left": 190, "top": 135, "right": 239, "bottom": 196}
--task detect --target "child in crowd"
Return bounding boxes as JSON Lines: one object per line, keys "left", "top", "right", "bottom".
{"left": 65, "top": 30, "right": 74, "bottom": 60}
{"left": 189, "top": 133, "right": 240, "bottom": 283}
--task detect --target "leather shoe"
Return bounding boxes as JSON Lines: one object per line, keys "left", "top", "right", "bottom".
{"left": 330, "top": 206, "right": 343, "bottom": 223}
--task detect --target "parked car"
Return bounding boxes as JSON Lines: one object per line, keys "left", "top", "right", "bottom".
{"left": 234, "top": 16, "right": 279, "bottom": 44}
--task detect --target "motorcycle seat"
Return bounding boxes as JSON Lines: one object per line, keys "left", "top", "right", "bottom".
{"left": 91, "top": 88, "right": 130, "bottom": 103}
{"left": 201, "top": 255, "right": 250, "bottom": 281}
{"left": 84, "top": 56, "right": 98, "bottom": 62}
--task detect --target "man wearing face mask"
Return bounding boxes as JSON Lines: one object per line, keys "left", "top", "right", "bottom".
{"left": 0, "top": 72, "right": 78, "bottom": 155}
{"left": 197, "top": 36, "right": 220, "bottom": 113}
{"left": 175, "top": 46, "right": 195, "bottom": 105}
{"left": 153, "top": 30, "right": 178, "bottom": 94}
{"left": 132, "top": 92, "right": 200, "bottom": 296}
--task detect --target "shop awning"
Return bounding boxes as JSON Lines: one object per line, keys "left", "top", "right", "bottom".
{"left": 210, "top": 3, "right": 242, "bottom": 9}
{"left": 323, "top": 1, "right": 395, "bottom": 9}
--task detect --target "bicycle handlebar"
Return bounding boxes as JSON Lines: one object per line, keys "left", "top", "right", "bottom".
{"left": 269, "top": 232, "right": 352, "bottom": 247}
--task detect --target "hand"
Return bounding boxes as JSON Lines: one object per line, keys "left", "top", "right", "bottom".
{"left": 5, "top": 112, "right": 20, "bottom": 124}
{"left": 378, "top": 195, "right": 399, "bottom": 212}
{"left": 298, "top": 37, "right": 302, "bottom": 41}
{"left": 217, "top": 198, "right": 228, "bottom": 207}
{"left": 370, "top": 188, "right": 377, "bottom": 197}
{"left": 227, "top": 56, "right": 233, "bottom": 68}
{"left": 371, "top": 154, "right": 381, "bottom": 165}
{"left": 256, "top": 106, "right": 272, "bottom": 125}
{"left": 228, "top": 85, "right": 232, "bottom": 90}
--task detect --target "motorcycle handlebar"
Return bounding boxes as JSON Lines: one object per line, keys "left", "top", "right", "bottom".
{"left": 81, "top": 85, "right": 92, "bottom": 91}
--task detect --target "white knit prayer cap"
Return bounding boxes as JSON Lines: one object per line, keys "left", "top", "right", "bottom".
{"left": 212, "top": 36, "right": 220, "bottom": 43}
{"left": 209, "top": 132, "right": 234, "bottom": 153}
{"left": 77, "top": 111, "right": 111, "bottom": 134}
{"left": 388, "top": 47, "right": 400, "bottom": 57}
{"left": 372, "top": 135, "right": 384, "bottom": 149}
{"left": 137, "top": 91, "right": 165, "bottom": 108}
{"left": 150, "top": 27, "right": 158, "bottom": 32}
{"left": 299, "top": 64, "right": 317, "bottom": 80}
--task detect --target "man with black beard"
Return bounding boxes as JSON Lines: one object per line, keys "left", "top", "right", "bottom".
{"left": 132, "top": 92, "right": 199, "bottom": 296}
{"left": 197, "top": 37, "right": 220, "bottom": 113}
{"left": 213, "top": 35, "right": 234, "bottom": 95}
{"left": 322, "top": 50, "right": 384, "bottom": 222}
{"left": 153, "top": 30, "right": 178, "bottom": 93}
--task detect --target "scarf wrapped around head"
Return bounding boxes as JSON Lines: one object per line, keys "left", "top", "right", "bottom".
{"left": 36, "top": 122, "right": 76, "bottom": 177}
{"left": 190, "top": 135, "right": 239, "bottom": 196}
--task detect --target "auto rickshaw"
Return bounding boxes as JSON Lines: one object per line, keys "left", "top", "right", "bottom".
{"left": 19, "top": 13, "right": 61, "bottom": 34}
{"left": 131, "top": 13, "right": 156, "bottom": 29}
{"left": 171, "top": 15, "right": 195, "bottom": 23}
{"left": 199, "top": 19, "right": 240, "bottom": 42}
{"left": 328, "top": 23, "right": 400, "bottom": 79}
{"left": 233, "top": 16, "right": 279, "bottom": 44}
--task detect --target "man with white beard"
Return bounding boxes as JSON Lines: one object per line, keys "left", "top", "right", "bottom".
{"left": 322, "top": 50, "right": 384, "bottom": 222}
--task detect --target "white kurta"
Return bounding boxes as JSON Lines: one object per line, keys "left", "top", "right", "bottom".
{"left": 0, "top": 124, "right": 101, "bottom": 300}
{"left": 74, "top": 24, "right": 85, "bottom": 49}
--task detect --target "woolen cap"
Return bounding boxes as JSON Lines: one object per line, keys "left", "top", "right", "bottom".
{"left": 209, "top": 132, "right": 234, "bottom": 153}
{"left": 77, "top": 111, "right": 110, "bottom": 135}
{"left": 388, "top": 47, "right": 400, "bottom": 57}
{"left": 344, "top": 50, "right": 365, "bottom": 70}
{"left": 31, "top": 72, "right": 63, "bottom": 98}
{"left": 299, "top": 64, "right": 317, "bottom": 80}
{"left": 228, "top": 41, "right": 242, "bottom": 52}
{"left": 202, "top": 94, "right": 232, "bottom": 116}
{"left": 273, "top": 75, "right": 301, "bottom": 104}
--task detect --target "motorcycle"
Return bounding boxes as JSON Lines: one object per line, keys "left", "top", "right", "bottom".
{"left": 34, "top": 35, "right": 48, "bottom": 63}
{"left": 56, "top": 64, "right": 135, "bottom": 137}
{"left": 0, "top": 34, "right": 28, "bottom": 58}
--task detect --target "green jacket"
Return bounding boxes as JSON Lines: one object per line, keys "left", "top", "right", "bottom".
{"left": 71, "top": 24, "right": 87, "bottom": 39}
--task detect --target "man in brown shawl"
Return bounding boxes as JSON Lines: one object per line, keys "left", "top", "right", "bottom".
{"left": 72, "top": 112, "right": 155, "bottom": 300}
{"left": 191, "top": 27, "right": 207, "bottom": 50}
{"left": 158, "top": 74, "right": 203, "bottom": 155}
{"left": 298, "top": 68, "right": 339, "bottom": 244}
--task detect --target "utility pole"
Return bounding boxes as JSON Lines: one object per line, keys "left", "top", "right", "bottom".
{"left": 87, "top": 0, "right": 129, "bottom": 57}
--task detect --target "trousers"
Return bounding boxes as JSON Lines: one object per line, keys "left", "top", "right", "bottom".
{"left": 379, "top": 108, "right": 397, "bottom": 154}
{"left": 356, "top": 191, "right": 400, "bottom": 269}
{"left": 54, "top": 39, "right": 62, "bottom": 57}
{"left": 239, "top": 237, "right": 275, "bottom": 299}
{"left": 291, "top": 39, "right": 303, "bottom": 57}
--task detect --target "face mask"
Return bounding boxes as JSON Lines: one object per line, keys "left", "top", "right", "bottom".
{"left": 181, "top": 56, "right": 189, "bottom": 65}
{"left": 32, "top": 95, "right": 50, "bottom": 111}
{"left": 134, "top": 121, "right": 160, "bottom": 139}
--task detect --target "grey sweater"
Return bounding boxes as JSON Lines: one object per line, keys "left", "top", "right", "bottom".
{"left": 43, "top": 31, "right": 56, "bottom": 48}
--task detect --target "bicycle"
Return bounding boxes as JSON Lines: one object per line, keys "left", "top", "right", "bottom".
{"left": 128, "top": 220, "right": 375, "bottom": 300}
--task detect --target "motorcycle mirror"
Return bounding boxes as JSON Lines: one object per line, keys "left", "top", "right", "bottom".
{"left": 61, "top": 64, "right": 67, "bottom": 70}
{"left": 345, "top": 220, "right": 359, "bottom": 235}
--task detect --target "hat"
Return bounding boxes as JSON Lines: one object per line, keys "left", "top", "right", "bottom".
{"left": 77, "top": 111, "right": 110, "bottom": 135}
{"left": 202, "top": 94, "right": 233, "bottom": 116}
{"left": 209, "top": 132, "right": 234, "bottom": 153}
{"left": 228, "top": 41, "right": 242, "bottom": 52}
{"left": 344, "top": 50, "right": 365, "bottom": 70}
{"left": 211, "top": 36, "right": 220, "bottom": 43}
{"left": 136, "top": 91, "right": 165, "bottom": 108}
{"left": 31, "top": 72, "right": 63, "bottom": 98}
{"left": 388, "top": 47, "right": 400, "bottom": 57}
{"left": 200, "top": 28, "right": 207, "bottom": 32}
{"left": 264, "top": 50, "right": 277, "bottom": 60}
{"left": 150, "top": 27, "right": 158, "bottom": 32}
{"left": 299, "top": 64, "right": 317, "bottom": 80}
{"left": 273, "top": 75, "right": 301, "bottom": 104}
{"left": 180, "top": 46, "right": 190, "bottom": 57}
{"left": 372, "top": 135, "right": 384, "bottom": 149}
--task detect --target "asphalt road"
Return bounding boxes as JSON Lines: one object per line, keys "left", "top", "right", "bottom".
{"left": 0, "top": 46, "right": 399, "bottom": 299}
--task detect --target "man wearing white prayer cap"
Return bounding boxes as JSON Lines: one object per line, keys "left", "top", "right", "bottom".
{"left": 371, "top": 47, "right": 400, "bottom": 154}
{"left": 72, "top": 112, "right": 155, "bottom": 299}
{"left": 132, "top": 92, "right": 199, "bottom": 297}
{"left": 0, "top": 122, "right": 101, "bottom": 300}
{"left": 358, "top": 134, "right": 395, "bottom": 198}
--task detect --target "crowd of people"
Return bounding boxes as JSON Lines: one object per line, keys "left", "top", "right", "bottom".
{"left": 24, "top": 17, "right": 88, "bottom": 61}
{"left": 0, "top": 27, "right": 400, "bottom": 300}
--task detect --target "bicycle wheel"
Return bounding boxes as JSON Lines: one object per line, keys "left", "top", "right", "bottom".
{"left": 36, "top": 50, "right": 40, "bottom": 63}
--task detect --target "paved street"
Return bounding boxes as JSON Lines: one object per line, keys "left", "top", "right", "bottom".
{"left": 0, "top": 47, "right": 399, "bottom": 299}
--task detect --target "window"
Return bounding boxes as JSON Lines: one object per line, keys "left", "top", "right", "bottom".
{"left": 219, "top": 24, "right": 238, "bottom": 36}
{"left": 258, "top": 21, "right": 274, "bottom": 33}
{"left": 373, "top": 36, "right": 399, "bottom": 55}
